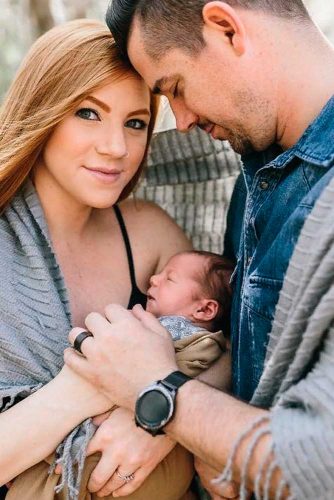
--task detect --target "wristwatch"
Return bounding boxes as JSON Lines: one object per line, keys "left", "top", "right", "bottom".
{"left": 135, "top": 370, "right": 192, "bottom": 436}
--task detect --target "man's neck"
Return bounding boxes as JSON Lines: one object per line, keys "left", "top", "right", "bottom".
{"left": 275, "top": 27, "right": 334, "bottom": 150}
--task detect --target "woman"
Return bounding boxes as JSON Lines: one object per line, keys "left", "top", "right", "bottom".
{"left": 0, "top": 19, "right": 195, "bottom": 499}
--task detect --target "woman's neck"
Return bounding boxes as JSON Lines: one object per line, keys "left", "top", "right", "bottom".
{"left": 32, "top": 167, "right": 97, "bottom": 242}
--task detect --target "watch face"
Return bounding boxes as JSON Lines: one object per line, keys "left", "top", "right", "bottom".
{"left": 136, "top": 389, "right": 170, "bottom": 426}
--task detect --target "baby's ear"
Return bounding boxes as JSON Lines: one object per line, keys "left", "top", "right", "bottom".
{"left": 194, "top": 299, "right": 219, "bottom": 322}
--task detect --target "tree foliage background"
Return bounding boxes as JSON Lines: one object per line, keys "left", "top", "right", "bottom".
{"left": 0, "top": 0, "right": 333, "bottom": 100}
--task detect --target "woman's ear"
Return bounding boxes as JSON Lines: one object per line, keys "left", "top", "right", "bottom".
{"left": 193, "top": 299, "right": 219, "bottom": 322}
{"left": 202, "top": 1, "right": 247, "bottom": 55}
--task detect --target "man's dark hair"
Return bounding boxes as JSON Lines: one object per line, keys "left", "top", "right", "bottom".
{"left": 190, "top": 250, "right": 234, "bottom": 333}
{"left": 106, "top": 0, "right": 311, "bottom": 61}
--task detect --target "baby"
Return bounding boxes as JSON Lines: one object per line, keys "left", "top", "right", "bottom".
{"left": 146, "top": 250, "right": 234, "bottom": 376}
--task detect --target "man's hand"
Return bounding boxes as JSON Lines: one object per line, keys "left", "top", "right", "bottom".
{"left": 86, "top": 407, "right": 176, "bottom": 497}
{"left": 195, "top": 457, "right": 242, "bottom": 499}
{"left": 64, "top": 304, "right": 178, "bottom": 409}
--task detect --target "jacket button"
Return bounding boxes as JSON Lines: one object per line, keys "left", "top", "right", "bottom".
{"left": 259, "top": 180, "right": 269, "bottom": 190}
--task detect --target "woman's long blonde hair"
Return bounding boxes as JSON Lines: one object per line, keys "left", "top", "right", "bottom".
{"left": 0, "top": 19, "right": 158, "bottom": 212}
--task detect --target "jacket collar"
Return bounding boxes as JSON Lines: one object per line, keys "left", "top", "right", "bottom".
{"left": 242, "top": 94, "right": 334, "bottom": 173}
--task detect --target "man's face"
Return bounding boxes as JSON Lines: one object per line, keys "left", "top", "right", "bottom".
{"left": 128, "top": 20, "right": 277, "bottom": 155}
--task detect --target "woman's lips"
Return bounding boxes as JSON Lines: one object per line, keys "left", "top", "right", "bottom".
{"left": 83, "top": 166, "right": 123, "bottom": 184}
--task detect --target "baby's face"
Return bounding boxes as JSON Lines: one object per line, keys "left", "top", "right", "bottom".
{"left": 146, "top": 253, "right": 204, "bottom": 318}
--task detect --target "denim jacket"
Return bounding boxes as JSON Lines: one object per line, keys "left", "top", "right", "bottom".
{"left": 224, "top": 95, "right": 334, "bottom": 402}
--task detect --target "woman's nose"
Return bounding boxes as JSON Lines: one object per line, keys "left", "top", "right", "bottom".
{"left": 95, "top": 127, "right": 128, "bottom": 159}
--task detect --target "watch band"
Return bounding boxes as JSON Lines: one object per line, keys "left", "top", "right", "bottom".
{"left": 160, "top": 370, "right": 192, "bottom": 391}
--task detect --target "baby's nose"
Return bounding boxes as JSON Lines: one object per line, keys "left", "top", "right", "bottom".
{"left": 150, "top": 274, "right": 159, "bottom": 286}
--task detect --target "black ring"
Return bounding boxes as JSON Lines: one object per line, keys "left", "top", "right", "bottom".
{"left": 73, "top": 331, "right": 93, "bottom": 354}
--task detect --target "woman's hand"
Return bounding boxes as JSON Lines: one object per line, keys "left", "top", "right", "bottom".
{"left": 86, "top": 406, "right": 176, "bottom": 497}
{"left": 195, "top": 457, "right": 242, "bottom": 499}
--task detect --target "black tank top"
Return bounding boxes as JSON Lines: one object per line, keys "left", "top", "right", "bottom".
{"left": 113, "top": 205, "right": 147, "bottom": 309}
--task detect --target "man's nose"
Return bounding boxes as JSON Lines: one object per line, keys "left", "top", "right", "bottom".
{"left": 170, "top": 101, "right": 198, "bottom": 133}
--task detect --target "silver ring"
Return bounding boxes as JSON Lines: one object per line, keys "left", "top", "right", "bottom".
{"left": 116, "top": 469, "right": 135, "bottom": 483}
{"left": 73, "top": 330, "right": 93, "bottom": 354}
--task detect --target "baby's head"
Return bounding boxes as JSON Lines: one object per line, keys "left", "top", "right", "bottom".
{"left": 146, "top": 251, "right": 234, "bottom": 332}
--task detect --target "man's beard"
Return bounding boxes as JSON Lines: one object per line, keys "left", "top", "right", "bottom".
{"left": 224, "top": 131, "right": 255, "bottom": 155}
{"left": 213, "top": 125, "right": 256, "bottom": 155}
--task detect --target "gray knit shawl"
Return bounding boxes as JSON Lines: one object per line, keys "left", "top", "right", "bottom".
{"left": 220, "top": 175, "right": 334, "bottom": 499}
{"left": 0, "top": 182, "right": 94, "bottom": 499}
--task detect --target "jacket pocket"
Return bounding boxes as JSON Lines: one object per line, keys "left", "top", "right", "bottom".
{"left": 244, "top": 274, "right": 283, "bottom": 320}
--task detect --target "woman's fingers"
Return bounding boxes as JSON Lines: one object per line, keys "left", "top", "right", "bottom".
{"left": 94, "top": 466, "right": 142, "bottom": 498}
{"left": 86, "top": 453, "right": 118, "bottom": 493}
{"left": 195, "top": 457, "right": 240, "bottom": 499}
{"left": 216, "top": 480, "right": 240, "bottom": 498}
{"left": 110, "top": 466, "right": 150, "bottom": 497}
{"left": 54, "top": 464, "right": 63, "bottom": 475}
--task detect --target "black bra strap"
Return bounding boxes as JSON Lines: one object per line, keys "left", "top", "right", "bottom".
{"left": 113, "top": 205, "right": 137, "bottom": 288}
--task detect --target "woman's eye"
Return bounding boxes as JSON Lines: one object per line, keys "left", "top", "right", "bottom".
{"left": 125, "top": 119, "right": 148, "bottom": 130}
{"left": 76, "top": 108, "right": 100, "bottom": 121}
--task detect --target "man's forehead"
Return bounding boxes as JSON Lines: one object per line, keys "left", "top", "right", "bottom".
{"left": 127, "top": 20, "right": 179, "bottom": 92}
{"left": 127, "top": 20, "right": 152, "bottom": 75}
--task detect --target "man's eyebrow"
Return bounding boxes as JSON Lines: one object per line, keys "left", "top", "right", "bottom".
{"left": 152, "top": 76, "right": 176, "bottom": 95}
{"left": 86, "top": 96, "right": 110, "bottom": 113}
{"left": 127, "top": 108, "right": 151, "bottom": 118}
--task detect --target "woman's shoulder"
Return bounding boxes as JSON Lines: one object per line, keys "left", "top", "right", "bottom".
{"left": 118, "top": 198, "right": 175, "bottom": 227}
{"left": 118, "top": 197, "right": 192, "bottom": 268}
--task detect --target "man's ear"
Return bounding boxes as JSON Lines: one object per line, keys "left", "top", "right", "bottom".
{"left": 193, "top": 299, "right": 219, "bottom": 322}
{"left": 202, "top": 1, "right": 246, "bottom": 55}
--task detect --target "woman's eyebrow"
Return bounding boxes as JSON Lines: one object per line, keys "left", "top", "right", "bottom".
{"left": 86, "top": 96, "right": 110, "bottom": 112}
{"left": 127, "top": 109, "right": 151, "bottom": 118}
{"left": 84, "top": 98, "right": 150, "bottom": 119}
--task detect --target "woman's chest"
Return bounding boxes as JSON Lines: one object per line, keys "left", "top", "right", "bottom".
{"left": 54, "top": 239, "right": 154, "bottom": 327}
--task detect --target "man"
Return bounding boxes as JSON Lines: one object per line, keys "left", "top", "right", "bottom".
{"left": 65, "top": 1, "right": 334, "bottom": 498}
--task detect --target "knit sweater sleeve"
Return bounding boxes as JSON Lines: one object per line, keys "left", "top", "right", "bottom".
{"left": 218, "top": 175, "right": 334, "bottom": 499}
{"left": 271, "top": 318, "right": 334, "bottom": 499}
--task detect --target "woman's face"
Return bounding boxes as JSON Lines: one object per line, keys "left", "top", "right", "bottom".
{"left": 37, "top": 75, "right": 151, "bottom": 208}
